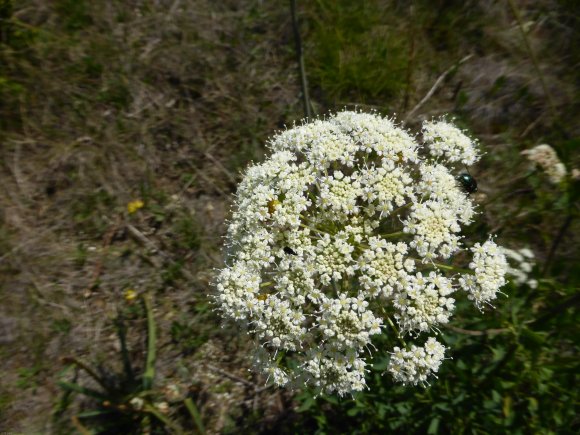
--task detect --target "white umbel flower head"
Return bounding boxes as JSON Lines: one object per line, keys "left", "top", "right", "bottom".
{"left": 214, "top": 111, "right": 507, "bottom": 395}
{"left": 521, "top": 144, "right": 567, "bottom": 184}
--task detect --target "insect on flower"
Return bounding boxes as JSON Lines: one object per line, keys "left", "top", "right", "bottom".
{"left": 457, "top": 173, "right": 478, "bottom": 194}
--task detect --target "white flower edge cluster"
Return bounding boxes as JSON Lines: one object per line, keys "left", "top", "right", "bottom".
{"left": 214, "top": 110, "right": 508, "bottom": 396}
{"left": 388, "top": 337, "right": 445, "bottom": 385}
{"left": 422, "top": 119, "right": 480, "bottom": 166}
{"left": 501, "top": 246, "right": 537, "bottom": 289}
{"left": 459, "top": 240, "right": 509, "bottom": 309}
{"left": 521, "top": 144, "right": 567, "bottom": 184}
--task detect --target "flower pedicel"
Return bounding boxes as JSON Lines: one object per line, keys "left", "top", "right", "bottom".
{"left": 214, "top": 111, "right": 508, "bottom": 395}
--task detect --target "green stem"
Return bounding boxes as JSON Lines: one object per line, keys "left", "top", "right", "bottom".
{"left": 389, "top": 202, "right": 412, "bottom": 215}
{"left": 144, "top": 404, "right": 184, "bottom": 434}
{"left": 507, "top": 0, "right": 557, "bottom": 119}
{"left": 379, "top": 231, "right": 405, "bottom": 239}
{"left": 427, "top": 261, "right": 472, "bottom": 275}
{"left": 115, "top": 315, "right": 135, "bottom": 383}
{"left": 142, "top": 295, "right": 156, "bottom": 391}
{"left": 61, "top": 357, "right": 108, "bottom": 391}
{"left": 386, "top": 316, "right": 407, "bottom": 348}
{"left": 290, "top": 0, "right": 312, "bottom": 119}
{"left": 184, "top": 398, "right": 206, "bottom": 434}
{"left": 542, "top": 213, "right": 574, "bottom": 276}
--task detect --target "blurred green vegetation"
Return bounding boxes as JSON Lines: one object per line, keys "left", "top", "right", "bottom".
{"left": 0, "top": 0, "right": 578, "bottom": 434}
{"left": 304, "top": 0, "right": 410, "bottom": 104}
{"left": 287, "top": 281, "right": 578, "bottom": 434}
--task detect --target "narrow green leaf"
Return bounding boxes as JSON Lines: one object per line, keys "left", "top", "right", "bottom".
{"left": 142, "top": 295, "right": 156, "bottom": 391}
{"left": 428, "top": 417, "right": 440, "bottom": 434}
{"left": 115, "top": 314, "right": 135, "bottom": 383}
{"left": 144, "top": 404, "right": 183, "bottom": 435}
{"left": 77, "top": 409, "right": 115, "bottom": 418}
{"left": 57, "top": 381, "right": 106, "bottom": 400}
{"left": 184, "top": 397, "right": 205, "bottom": 434}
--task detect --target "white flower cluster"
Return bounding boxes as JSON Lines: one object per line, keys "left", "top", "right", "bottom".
{"left": 459, "top": 240, "right": 509, "bottom": 309}
{"left": 521, "top": 144, "right": 567, "bottom": 184}
{"left": 422, "top": 120, "right": 480, "bottom": 166}
{"left": 389, "top": 337, "right": 445, "bottom": 385}
{"left": 214, "top": 111, "right": 508, "bottom": 395}
{"left": 502, "top": 246, "right": 537, "bottom": 289}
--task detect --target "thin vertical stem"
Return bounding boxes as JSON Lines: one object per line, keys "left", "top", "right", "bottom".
{"left": 402, "top": 3, "right": 415, "bottom": 113}
{"left": 290, "top": 0, "right": 312, "bottom": 119}
{"left": 542, "top": 213, "right": 574, "bottom": 276}
{"left": 142, "top": 294, "right": 157, "bottom": 391}
{"left": 507, "top": 0, "right": 557, "bottom": 119}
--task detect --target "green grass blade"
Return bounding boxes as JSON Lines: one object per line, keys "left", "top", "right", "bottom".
{"left": 77, "top": 409, "right": 115, "bottom": 418}
{"left": 61, "top": 357, "right": 109, "bottom": 391}
{"left": 57, "top": 381, "right": 106, "bottom": 400}
{"left": 144, "top": 404, "right": 183, "bottom": 435}
{"left": 142, "top": 295, "right": 156, "bottom": 391}
{"left": 115, "top": 314, "right": 135, "bottom": 383}
{"left": 184, "top": 397, "right": 205, "bottom": 434}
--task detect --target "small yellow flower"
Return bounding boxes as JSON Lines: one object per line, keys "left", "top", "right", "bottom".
{"left": 127, "top": 199, "right": 144, "bottom": 214}
{"left": 124, "top": 289, "right": 138, "bottom": 301}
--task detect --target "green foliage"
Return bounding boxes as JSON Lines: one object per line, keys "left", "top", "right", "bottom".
{"left": 55, "top": 296, "right": 206, "bottom": 434}
{"left": 170, "top": 301, "right": 212, "bottom": 356}
{"left": 16, "top": 366, "right": 42, "bottom": 390}
{"left": 70, "top": 188, "right": 116, "bottom": 236}
{"left": 304, "top": 0, "right": 410, "bottom": 104}
{"left": 173, "top": 216, "right": 202, "bottom": 252}
{"left": 288, "top": 279, "right": 578, "bottom": 434}
{"left": 54, "top": 0, "right": 93, "bottom": 32}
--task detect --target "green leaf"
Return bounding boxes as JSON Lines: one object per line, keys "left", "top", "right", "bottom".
{"left": 297, "top": 396, "right": 315, "bottom": 412}
{"left": 57, "top": 381, "right": 106, "bottom": 400}
{"left": 144, "top": 404, "right": 184, "bottom": 434}
{"left": 184, "top": 397, "right": 205, "bottom": 434}
{"left": 502, "top": 396, "right": 512, "bottom": 418}
{"left": 528, "top": 397, "right": 538, "bottom": 413}
{"left": 427, "top": 418, "right": 440, "bottom": 434}
{"left": 77, "top": 409, "right": 115, "bottom": 418}
{"left": 142, "top": 295, "right": 157, "bottom": 391}
{"left": 323, "top": 395, "right": 339, "bottom": 405}
{"left": 346, "top": 407, "right": 359, "bottom": 417}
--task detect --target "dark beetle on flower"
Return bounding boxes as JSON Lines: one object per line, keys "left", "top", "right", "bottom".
{"left": 457, "top": 173, "right": 478, "bottom": 194}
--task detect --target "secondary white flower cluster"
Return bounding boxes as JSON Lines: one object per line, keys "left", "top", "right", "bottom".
{"left": 389, "top": 337, "right": 445, "bottom": 385}
{"left": 422, "top": 120, "right": 480, "bottom": 166}
{"left": 214, "top": 111, "right": 508, "bottom": 395}
{"left": 521, "top": 144, "right": 567, "bottom": 184}
{"left": 459, "top": 240, "right": 509, "bottom": 308}
{"left": 502, "top": 246, "right": 537, "bottom": 289}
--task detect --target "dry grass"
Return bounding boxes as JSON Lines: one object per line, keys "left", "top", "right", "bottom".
{"left": 1, "top": 1, "right": 302, "bottom": 432}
